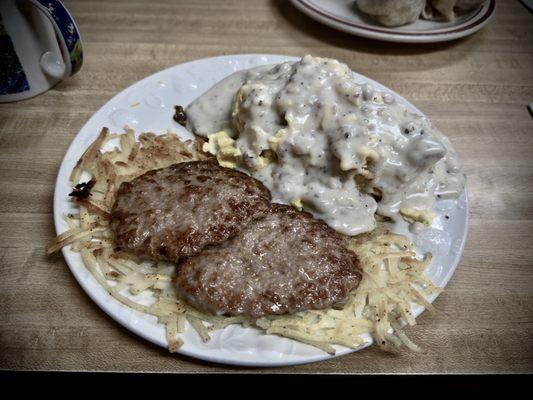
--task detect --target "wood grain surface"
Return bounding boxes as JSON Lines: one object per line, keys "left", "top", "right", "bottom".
{"left": 1, "top": 0, "right": 532, "bottom": 374}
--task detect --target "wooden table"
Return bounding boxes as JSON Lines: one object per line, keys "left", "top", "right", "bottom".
{"left": 1, "top": 0, "right": 532, "bottom": 374}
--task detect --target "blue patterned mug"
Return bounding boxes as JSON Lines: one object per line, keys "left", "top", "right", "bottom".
{"left": 0, "top": 0, "right": 83, "bottom": 102}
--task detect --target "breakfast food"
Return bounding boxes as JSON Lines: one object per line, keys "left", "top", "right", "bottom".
{"left": 187, "top": 55, "right": 465, "bottom": 236}
{"left": 426, "top": 0, "right": 486, "bottom": 21}
{"left": 356, "top": 0, "right": 426, "bottom": 27}
{"left": 111, "top": 161, "right": 271, "bottom": 262}
{"left": 174, "top": 204, "right": 362, "bottom": 318}
{"left": 50, "top": 54, "right": 466, "bottom": 357}
{"left": 49, "top": 128, "right": 440, "bottom": 354}
{"left": 354, "top": 0, "right": 487, "bottom": 27}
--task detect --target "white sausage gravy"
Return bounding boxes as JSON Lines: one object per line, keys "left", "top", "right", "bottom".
{"left": 186, "top": 55, "right": 465, "bottom": 236}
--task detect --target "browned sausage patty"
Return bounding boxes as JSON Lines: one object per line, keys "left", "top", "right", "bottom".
{"left": 111, "top": 161, "right": 272, "bottom": 262}
{"left": 173, "top": 204, "right": 361, "bottom": 318}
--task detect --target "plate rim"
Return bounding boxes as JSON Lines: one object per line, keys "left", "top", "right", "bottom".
{"left": 53, "top": 53, "right": 469, "bottom": 367}
{"left": 291, "top": 0, "right": 495, "bottom": 43}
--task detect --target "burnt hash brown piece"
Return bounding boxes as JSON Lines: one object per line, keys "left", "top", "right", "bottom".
{"left": 173, "top": 204, "right": 362, "bottom": 318}
{"left": 111, "top": 161, "right": 272, "bottom": 262}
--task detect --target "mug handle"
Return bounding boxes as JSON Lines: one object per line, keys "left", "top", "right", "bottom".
{"left": 27, "top": 0, "right": 83, "bottom": 79}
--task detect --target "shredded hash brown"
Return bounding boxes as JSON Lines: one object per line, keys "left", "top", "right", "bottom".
{"left": 48, "top": 127, "right": 441, "bottom": 354}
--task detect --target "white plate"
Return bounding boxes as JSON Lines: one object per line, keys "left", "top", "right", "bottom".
{"left": 290, "top": 0, "right": 495, "bottom": 43}
{"left": 53, "top": 54, "right": 468, "bottom": 367}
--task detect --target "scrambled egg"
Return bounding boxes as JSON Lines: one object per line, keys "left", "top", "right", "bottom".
{"left": 291, "top": 199, "right": 304, "bottom": 211}
{"left": 268, "top": 130, "right": 285, "bottom": 151}
{"left": 203, "top": 130, "right": 241, "bottom": 168}
{"left": 204, "top": 127, "right": 286, "bottom": 171}
{"left": 257, "top": 150, "right": 277, "bottom": 170}
{"left": 399, "top": 207, "right": 435, "bottom": 226}
{"left": 255, "top": 130, "right": 285, "bottom": 169}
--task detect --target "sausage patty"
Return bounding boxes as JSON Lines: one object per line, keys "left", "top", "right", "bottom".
{"left": 111, "top": 161, "right": 272, "bottom": 262}
{"left": 173, "top": 204, "right": 362, "bottom": 318}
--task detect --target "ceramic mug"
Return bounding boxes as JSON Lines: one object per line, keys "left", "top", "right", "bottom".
{"left": 0, "top": 0, "right": 83, "bottom": 102}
